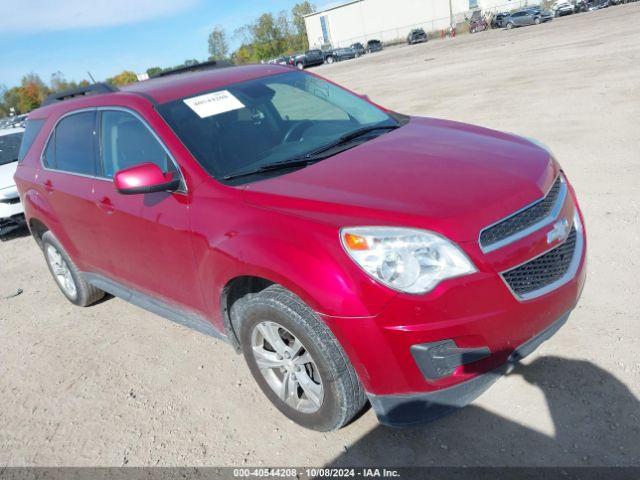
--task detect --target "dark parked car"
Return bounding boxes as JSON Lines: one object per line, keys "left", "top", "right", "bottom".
{"left": 505, "top": 9, "right": 553, "bottom": 29}
{"left": 289, "top": 49, "right": 324, "bottom": 69}
{"left": 366, "top": 39, "right": 383, "bottom": 53}
{"left": 525, "top": 7, "right": 555, "bottom": 20}
{"left": 492, "top": 12, "right": 510, "bottom": 28}
{"left": 350, "top": 42, "right": 366, "bottom": 55}
{"left": 324, "top": 47, "right": 358, "bottom": 64}
{"left": 406, "top": 28, "right": 427, "bottom": 44}
{"left": 470, "top": 17, "right": 488, "bottom": 33}
{"left": 587, "top": 0, "right": 610, "bottom": 9}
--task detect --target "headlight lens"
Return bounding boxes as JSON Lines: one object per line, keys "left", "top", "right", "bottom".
{"left": 340, "top": 227, "right": 476, "bottom": 294}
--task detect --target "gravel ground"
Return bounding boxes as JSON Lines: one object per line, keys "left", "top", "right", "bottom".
{"left": 1, "top": 4, "right": 639, "bottom": 467}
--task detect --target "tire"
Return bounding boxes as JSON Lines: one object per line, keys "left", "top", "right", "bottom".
{"left": 534, "top": 17, "right": 541, "bottom": 24}
{"left": 231, "top": 285, "right": 366, "bottom": 431}
{"left": 41, "top": 231, "right": 104, "bottom": 307}
{"left": 296, "top": 62, "right": 304, "bottom": 70}
{"left": 355, "top": 52, "right": 360, "bottom": 58}
{"left": 506, "top": 22, "right": 514, "bottom": 29}
{"left": 326, "top": 56, "right": 334, "bottom": 64}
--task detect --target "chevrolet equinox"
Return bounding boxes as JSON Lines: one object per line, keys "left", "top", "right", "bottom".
{"left": 14, "top": 64, "right": 586, "bottom": 430}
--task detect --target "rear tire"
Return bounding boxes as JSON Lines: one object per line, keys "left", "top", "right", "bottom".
{"left": 534, "top": 17, "right": 541, "bottom": 24}
{"left": 296, "top": 62, "right": 304, "bottom": 70}
{"left": 506, "top": 22, "right": 514, "bottom": 29}
{"left": 231, "top": 285, "right": 366, "bottom": 431}
{"left": 326, "top": 56, "right": 334, "bottom": 64}
{"left": 41, "top": 231, "right": 104, "bottom": 307}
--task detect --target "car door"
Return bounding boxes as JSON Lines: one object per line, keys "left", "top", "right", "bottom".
{"left": 91, "top": 108, "right": 202, "bottom": 312}
{"left": 38, "top": 110, "right": 104, "bottom": 270}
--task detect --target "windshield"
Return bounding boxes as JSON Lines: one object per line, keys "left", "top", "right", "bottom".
{"left": 157, "top": 71, "right": 397, "bottom": 182}
{"left": 0, "top": 132, "right": 23, "bottom": 166}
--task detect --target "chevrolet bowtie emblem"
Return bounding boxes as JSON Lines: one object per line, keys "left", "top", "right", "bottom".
{"left": 547, "top": 218, "right": 570, "bottom": 244}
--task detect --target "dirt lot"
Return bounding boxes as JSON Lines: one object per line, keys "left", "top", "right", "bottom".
{"left": 1, "top": 4, "right": 639, "bottom": 467}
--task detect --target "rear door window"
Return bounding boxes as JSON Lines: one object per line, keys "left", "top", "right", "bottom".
{"left": 44, "top": 111, "right": 97, "bottom": 175}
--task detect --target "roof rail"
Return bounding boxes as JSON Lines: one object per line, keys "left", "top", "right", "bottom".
{"left": 42, "top": 83, "right": 118, "bottom": 106}
{"left": 153, "top": 60, "right": 232, "bottom": 78}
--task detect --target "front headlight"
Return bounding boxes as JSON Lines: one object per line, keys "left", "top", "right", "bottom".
{"left": 340, "top": 227, "right": 476, "bottom": 294}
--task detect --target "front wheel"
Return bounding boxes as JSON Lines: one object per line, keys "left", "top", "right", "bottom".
{"left": 534, "top": 17, "right": 541, "bottom": 24}
{"left": 296, "top": 62, "right": 304, "bottom": 70}
{"left": 231, "top": 285, "right": 366, "bottom": 431}
{"left": 506, "top": 22, "right": 514, "bottom": 29}
{"left": 326, "top": 56, "right": 334, "bottom": 64}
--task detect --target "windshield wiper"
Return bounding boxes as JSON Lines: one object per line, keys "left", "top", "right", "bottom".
{"left": 223, "top": 124, "right": 399, "bottom": 181}
{"left": 223, "top": 157, "right": 325, "bottom": 181}
{"left": 308, "top": 124, "right": 399, "bottom": 157}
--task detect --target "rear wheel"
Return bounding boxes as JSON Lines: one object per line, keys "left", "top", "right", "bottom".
{"left": 41, "top": 231, "right": 104, "bottom": 306}
{"left": 506, "top": 22, "right": 514, "bottom": 29}
{"left": 231, "top": 285, "right": 366, "bottom": 431}
{"left": 296, "top": 62, "right": 304, "bottom": 70}
{"left": 534, "top": 17, "right": 541, "bottom": 24}
{"left": 326, "top": 56, "right": 335, "bottom": 64}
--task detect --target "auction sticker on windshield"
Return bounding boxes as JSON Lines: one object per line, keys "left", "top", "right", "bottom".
{"left": 183, "top": 90, "right": 245, "bottom": 118}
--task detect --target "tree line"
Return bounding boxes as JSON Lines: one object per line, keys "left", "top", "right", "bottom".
{"left": 0, "top": 2, "right": 315, "bottom": 117}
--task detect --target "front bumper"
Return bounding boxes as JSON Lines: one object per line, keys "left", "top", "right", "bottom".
{"left": 368, "top": 310, "right": 570, "bottom": 426}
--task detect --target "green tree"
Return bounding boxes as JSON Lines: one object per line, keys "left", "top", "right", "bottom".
{"left": 106, "top": 70, "right": 138, "bottom": 87}
{"left": 3, "top": 86, "right": 21, "bottom": 114}
{"left": 146, "top": 66, "right": 163, "bottom": 77}
{"left": 50, "top": 71, "right": 78, "bottom": 93}
{"left": 0, "top": 85, "right": 8, "bottom": 117}
{"left": 291, "top": 1, "right": 315, "bottom": 49}
{"left": 208, "top": 26, "right": 229, "bottom": 61}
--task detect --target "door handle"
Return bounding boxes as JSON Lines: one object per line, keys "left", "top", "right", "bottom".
{"left": 43, "top": 180, "right": 54, "bottom": 193}
{"left": 97, "top": 196, "right": 115, "bottom": 214}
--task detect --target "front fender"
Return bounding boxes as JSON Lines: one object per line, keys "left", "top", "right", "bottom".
{"left": 191, "top": 203, "right": 397, "bottom": 329}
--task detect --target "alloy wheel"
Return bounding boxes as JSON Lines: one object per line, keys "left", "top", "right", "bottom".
{"left": 251, "top": 320, "right": 324, "bottom": 413}
{"left": 45, "top": 244, "right": 77, "bottom": 299}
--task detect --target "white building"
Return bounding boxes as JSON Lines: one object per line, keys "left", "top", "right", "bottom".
{"left": 304, "top": 0, "right": 541, "bottom": 49}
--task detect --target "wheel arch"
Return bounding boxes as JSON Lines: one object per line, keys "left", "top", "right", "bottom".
{"left": 28, "top": 217, "right": 49, "bottom": 247}
{"left": 220, "top": 275, "right": 275, "bottom": 350}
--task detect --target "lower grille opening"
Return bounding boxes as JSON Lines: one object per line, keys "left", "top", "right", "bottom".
{"left": 502, "top": 227, "right": 577, "bottom": 297}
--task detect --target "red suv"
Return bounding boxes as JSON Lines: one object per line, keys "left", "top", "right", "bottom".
{"left": 14, "top": 64, "right": 586, "bottom": 431}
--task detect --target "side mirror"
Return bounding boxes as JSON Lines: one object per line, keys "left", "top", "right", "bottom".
{"left": 114, "top": 162, "right": 180, "bottom": 195}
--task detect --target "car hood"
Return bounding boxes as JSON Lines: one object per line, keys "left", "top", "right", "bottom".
{"left": 242, "top": 117, "right": 557, "bottom": 243}
{"left": 0, "top": 161, "right": 18, "bottom": 191}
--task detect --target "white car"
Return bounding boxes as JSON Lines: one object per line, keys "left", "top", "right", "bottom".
{"left": 552, "top": 1, "right": 575, "bottom": 15}
{"left": 0, "top": 125, "right": 25, "bottom": 234}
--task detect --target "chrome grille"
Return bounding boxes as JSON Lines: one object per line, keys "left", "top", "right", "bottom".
{"left": 480, "top": 175, "right": 564, "bottom": 252}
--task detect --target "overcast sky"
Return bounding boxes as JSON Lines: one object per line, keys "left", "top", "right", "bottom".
{"left": 0, "top": 0, "right": 332, "bottom": 87}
